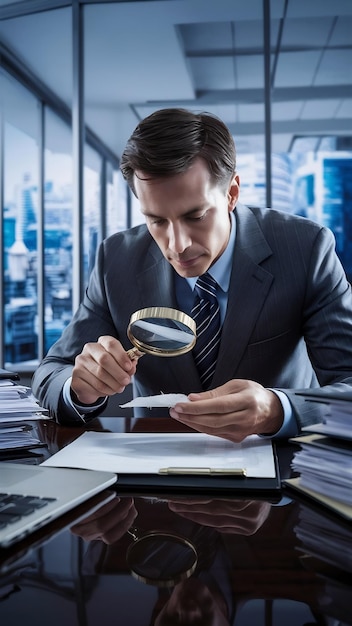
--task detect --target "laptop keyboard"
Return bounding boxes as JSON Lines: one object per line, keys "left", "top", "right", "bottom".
{"left": 0, "top": 493, "right": 57, "bottom": 528}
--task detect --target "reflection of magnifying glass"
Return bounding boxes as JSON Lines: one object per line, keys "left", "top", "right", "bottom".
{"left": 126, "top": 526, "right": 198, "bottom": 587}
{"left": 127, "top": 307, "right": 196, "bottom": 360}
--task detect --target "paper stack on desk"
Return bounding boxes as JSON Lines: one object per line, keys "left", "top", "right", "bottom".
{"left": 284, "top": 396, "right": 352, "bottom": 520}
{"left": 0, "top": 376, "right": 48, "bottom": 453}
{"left": 0, "top": 379, "right": 48, "bottom": 423}
{"left": 294, "top": 502, "right": 352, "bottom": 574}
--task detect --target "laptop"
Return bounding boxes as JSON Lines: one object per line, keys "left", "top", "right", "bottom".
{"left": 0, "top": 462, "right": 117, "bottom": 548}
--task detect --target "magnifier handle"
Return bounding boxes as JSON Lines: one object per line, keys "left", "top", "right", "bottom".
{"left": 126, "top": 347, "right": 145, "bottom": 361}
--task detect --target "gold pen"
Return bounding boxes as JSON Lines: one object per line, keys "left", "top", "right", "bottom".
{"left": 158, "top": 467, "right": 247, "bottom": 476}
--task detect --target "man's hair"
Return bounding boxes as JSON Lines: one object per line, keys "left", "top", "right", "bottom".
{"left": 120, "top": 108, "right": 236, "bottom": 196}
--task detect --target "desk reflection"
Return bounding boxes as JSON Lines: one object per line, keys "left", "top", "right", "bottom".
{"left": 1, "top": 490, "right": 352, "bottom": 626}
{"left": 70, "top": 493, "right": 271, "bottom": 625}
{"left": 1, "top": 418, "right": 352, "bottom": 626}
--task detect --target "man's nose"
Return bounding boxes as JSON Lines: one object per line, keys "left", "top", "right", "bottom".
{"left": 168, "top": 224, "right": 191, "bottom": 253}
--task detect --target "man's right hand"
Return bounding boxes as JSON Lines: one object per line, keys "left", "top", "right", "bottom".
{"left": 71, "top": 335, "right": 138, "bottom": 405}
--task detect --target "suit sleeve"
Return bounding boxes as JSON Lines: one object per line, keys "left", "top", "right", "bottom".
{"left": 31, "top": 242, "right": 118, "bottom": 422}
{"left": 281, "top": 226, "right": 352, "bottom": 428}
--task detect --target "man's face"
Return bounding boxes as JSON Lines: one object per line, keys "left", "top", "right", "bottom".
{"left": 134, "top": 158, "right": 240, "bottom": 278}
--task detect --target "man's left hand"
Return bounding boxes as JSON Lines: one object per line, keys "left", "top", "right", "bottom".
{"left": 169, "top": 379, "right": 284, "bottom": 442}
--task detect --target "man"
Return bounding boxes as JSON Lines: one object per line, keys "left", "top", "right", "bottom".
{"left": 32, "top": 108, "right": 352, "bottom": 441}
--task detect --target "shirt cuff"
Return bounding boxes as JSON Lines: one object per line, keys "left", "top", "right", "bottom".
{"left": 63, "top": 377, "right": 107, "bottom": 423}
{"left": 261, "top": 389, "right": 299, "bottom": 439}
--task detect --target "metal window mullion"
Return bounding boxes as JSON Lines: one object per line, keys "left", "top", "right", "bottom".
{"left": 100, "top": 157, "right": 107, "bottom": 243}
{"left": 126, "top": 184, "right": 132, "bottom": 230}
{"left": 37, "top": 101, "right": 45, "bottom": 361}
{"left": 0, "top": 104, "right": 4, "bottom": 366}
{"left": 72, "top": 0, "right": 84, "bottom": 310}
{"left": 263, "top": 0, "right": 272, "bottom": 208}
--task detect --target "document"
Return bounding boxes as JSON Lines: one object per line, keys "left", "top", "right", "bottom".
{"left": 42, "top": 431, "right": 277, "bottom": 479}
{"left": 294, "top": 501, "right": 352, "bottom": 572}
{"left": 297, "top": 388, "right": 352, "bottom": 440}
{"left": 290, "top": 434, "right": 352, "bottom": 505}
{"left": 120, "top": 393, "right": 189, "bottom": 409}
{"left": 0, "top": 424, "right": 44, "bottom": 452}
{"left": 0, "top": 380, "right": 48, "bottom": 423}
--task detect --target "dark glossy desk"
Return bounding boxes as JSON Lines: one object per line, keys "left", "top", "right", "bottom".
{"left": 0, "top": 417, "right": 351, "bottom": 626}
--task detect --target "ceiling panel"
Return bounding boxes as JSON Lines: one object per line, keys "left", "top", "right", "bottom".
{"left": 236, "top": 54, "right": 265, "bottom": 89}
{"left": 330, "top": 16, "right": 352, "bottom": 45}
{"left": 280, "top": 17, "right": 333, "bottom": 47}
{"left": 188, "top": 57, "right": 235, "bottom": 91}
{"left": 272, "top": 101, "right": 304, "bottom": 121}
{"left": 238, "top": 103, "right": 264, "bottom": 123}
{"left": 0, "top": 0, "right": 350, "bottom": 158}
{"left": 179, "top": 22, "right": 234, "bottom": 52}
{"left": 335, "top": 99, "right": 352, "bottom": 118}
{"left": 274, "top": 51, "right": 321, "bottom": 87}
{"left": 300, "top": 99, "right": 341, "bottom": 120}
{"left": 314, "top": 49, "right": 352, "bottom": 85}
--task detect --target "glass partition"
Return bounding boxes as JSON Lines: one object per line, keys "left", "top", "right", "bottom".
{"left": 2, "top": 71, "right": 40, "bottom": 368}
{"left": 83, "top": 144, "right": 102, "bottom": 286}
{"left": 106, "top": 164, "right": 128, "bottom": 237}
{"left": 44, "top": 108, "right": 74, "bottom": 355}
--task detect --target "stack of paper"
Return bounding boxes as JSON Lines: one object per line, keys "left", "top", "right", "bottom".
{"left": 294, "top": 503, "right": 352, "bottom": 574}
{"left": 0, "top": 380, "right": 48, "bottom": 423}
{"left": 285, "top": 396, "right": 352, "bottom": 520}
{"left": 294, "top": 503, "right": 352, "bottom": 625}
{"left": 0, "top": 424, "right": 44, "bottom": 452}
{"left": 0, "top": 378, "right": 48, "bottom": 453}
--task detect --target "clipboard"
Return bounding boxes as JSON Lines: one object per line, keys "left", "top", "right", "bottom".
{"left": 115, "top": 470, "right": 281, "bottom": 497}
{"left": 41, "top": 431, "right": 281, "bottom": 496}
{"left": 116, "top": 442, "right": 281, "bottom": 496}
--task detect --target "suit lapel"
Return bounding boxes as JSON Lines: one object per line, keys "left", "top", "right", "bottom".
{"left": 213, "top": 204, "right": 274, "bottom": 386}
{"left": 135, "top": 245, "right": 176, "bottom": 309}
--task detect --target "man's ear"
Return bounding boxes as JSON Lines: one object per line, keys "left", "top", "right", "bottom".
{"left": 227, "top": 174, "right": 240, "bottom": 211}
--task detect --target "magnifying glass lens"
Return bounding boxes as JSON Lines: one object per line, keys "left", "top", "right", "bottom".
{"left": 131, "top": 318, "right": 195, "bottom": 351}
{"left": 127, "top": 533, "right": 197, "bottom": 586}
{"left": 127, "top": 307, "right": 196, "bottom": 357}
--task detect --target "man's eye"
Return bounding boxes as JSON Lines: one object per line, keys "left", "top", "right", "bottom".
{"left": 188, "top": 213, "right": 207, "bottom": 221}
{"left": 149, "top": 218, "right": 165, "bottom": 226}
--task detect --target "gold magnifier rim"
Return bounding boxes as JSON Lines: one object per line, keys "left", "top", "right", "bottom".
{"left": 126, "top": 529, "right": 198, "bottom": 587}
{"left": 127, "top": 307, "right": 196, "bottom": 356}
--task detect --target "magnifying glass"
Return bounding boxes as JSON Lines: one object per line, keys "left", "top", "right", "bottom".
{"left": 126, "top": 307, "right": 196, "bottom": 360}
{"left": 126, "top": 526, "right": 198, "bottom": 587}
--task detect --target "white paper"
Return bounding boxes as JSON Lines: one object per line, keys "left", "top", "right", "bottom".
{"left": 120, "top": 393, "right": 189, "bottom": 408}
{"left": 0, "top": 382, "right": 48, "bottom": 423}
{"left": 42, "top": 431, "right": 277, "bottom": 478}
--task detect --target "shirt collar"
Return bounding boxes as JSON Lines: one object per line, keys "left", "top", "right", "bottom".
{"left": 186, "top": 211, "right": 236, "bottom": 294}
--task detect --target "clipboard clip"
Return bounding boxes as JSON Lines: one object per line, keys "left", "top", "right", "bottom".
{"left": 158, "top": 467, "right": 247, "bottom": 476}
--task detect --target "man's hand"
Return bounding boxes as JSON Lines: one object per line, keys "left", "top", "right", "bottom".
{"left": 169, "top": 379, "right": 284, "bottom": 442}
{"left": 71, "top": 335, "right": 138, "bottom": 405}
{"left": 167, "top": 497, "right": 272, "bottom": 535}
{"left": 70, "top": 495, "right": 137, "bottom": 544}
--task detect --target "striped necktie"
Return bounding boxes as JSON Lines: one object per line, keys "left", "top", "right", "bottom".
{"left": 191, "top": 272, "right": 221, "bottom": 389}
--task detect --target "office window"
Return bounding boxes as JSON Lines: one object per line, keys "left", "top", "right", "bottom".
{"left": 2, "top": 71, "right": 40, "bottom": 368}
{"left": 44, "top": 108, "right": 74, "bottom": 355}
{"left": 238, "top": 149, "right": 352, "bottom": 282}
{"left": 84, "top": 145, "right": 101, "bottom": 285}
{"left": 106, "top": 164, "right": 128, "bottom": 237}
{"left": 131, "top": 194, "right": 144, "bottom": 228}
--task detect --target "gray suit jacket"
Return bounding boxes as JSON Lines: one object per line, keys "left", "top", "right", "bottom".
{"left": 32, "top": 203, "right": 352, "bottom": 428}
